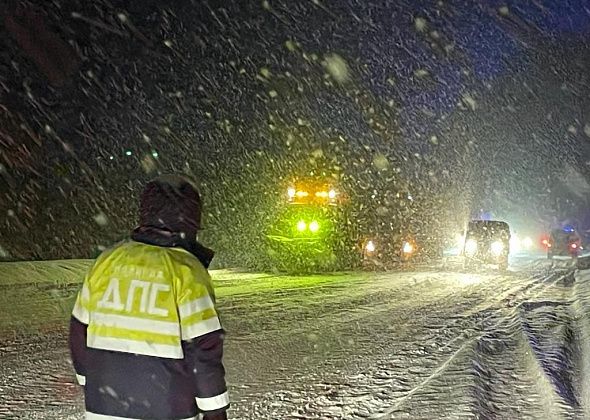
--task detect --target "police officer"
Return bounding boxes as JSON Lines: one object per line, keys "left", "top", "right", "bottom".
{"left": 70, "top": 174, "right": 229, "bottom": 420}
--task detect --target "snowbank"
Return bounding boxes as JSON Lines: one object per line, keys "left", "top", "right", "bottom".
{"left": 0, "top": 259, "right": 92, "bottom": 286}
{"left": 572, "top": 265, "right": 590, "bottom": 417}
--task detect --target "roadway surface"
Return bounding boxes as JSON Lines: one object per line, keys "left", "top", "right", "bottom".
{"left": 0, "top": 254, "right": 588, "bottom": 419}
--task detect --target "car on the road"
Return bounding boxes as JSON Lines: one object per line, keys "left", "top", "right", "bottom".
{"left": 463, "top": 220, "right": 511, "bottom": 271}
{"left": 547, "top": 227, "right": 583, "bottom": 260}
{"left": 361, "top": 233, "right": 417, "bottom": 268}
{"left": 361, "top": 228, "right": 445, "bottom": 269}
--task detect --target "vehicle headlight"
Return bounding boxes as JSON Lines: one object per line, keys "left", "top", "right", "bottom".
{"left": 296, "top": 220, "right": 307, "bottom": 231}
{"left": 465, "top": 239, "right": 478, "bottom": 255}
{"left": 491, "top": 241, "right": 504, "bottom": 256}
{"left": 365, "top": 240, "right": 376, "bottom": 253}
{"left": 402, "top": 241, "right": 414, "bottom": 254}
{"left": 309, "top": 220, "right": 320, "bottom": 232}
{"left": 455, "top": 233, "right": 465, "bottom": 249}
{"left": 288, "top": 187, "right": 296, "bottom": 198}
{"left": 522, "top": 237, "right": 533, "bottom": 249}
{"left": 328, "top": 189, "right": 337, "bottom": 199}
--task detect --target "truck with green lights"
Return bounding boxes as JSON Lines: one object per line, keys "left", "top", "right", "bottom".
{"left": 265, "top": 179, "right": 356, "bottom": 272}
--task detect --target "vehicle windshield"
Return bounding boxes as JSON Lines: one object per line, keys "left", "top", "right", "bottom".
{"left": 467, "top": 221, "right": 510, "bottom": 240}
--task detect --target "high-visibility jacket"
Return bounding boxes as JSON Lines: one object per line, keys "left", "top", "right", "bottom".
{"left": 70, "top": 240, "right": 229, "bottom": 420}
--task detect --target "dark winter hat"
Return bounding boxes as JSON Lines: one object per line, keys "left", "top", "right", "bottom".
{"left": 138, "top": 174, "right": 202, "bottom": 235}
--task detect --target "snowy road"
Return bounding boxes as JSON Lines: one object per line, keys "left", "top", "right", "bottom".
{"left": 1, "top": 256, "right": 589, "bottom": 419}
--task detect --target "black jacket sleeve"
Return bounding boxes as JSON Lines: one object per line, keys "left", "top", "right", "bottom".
{"left": 69, "top": 315, "right": 88, "bottom": 386}
{"left": 182, "top": 329, "right": 229, "bottom": 414}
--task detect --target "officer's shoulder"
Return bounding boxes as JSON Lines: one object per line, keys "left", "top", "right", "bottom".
{"left": 165, "top": 247, "right": 205, "bottom": 268}
{"left": 165, "top": 248, "right": 211, "bottom": 287}
{"left": 92, "top": 241, "right": 127, "bottom": 265}
{"left": 109, "top": 241, "right": 208, "bottom": 276}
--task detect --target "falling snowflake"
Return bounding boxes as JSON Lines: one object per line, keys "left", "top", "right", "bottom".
{"left": 414, "top": 69, "right": 429, "bottom": 78}
{"left": 415, "top": 17, "right": 427, "bottom": 32}
{"left": 373, "top": 153, "right": 389, "bottom": 170}
{"left": 324, "top": 54, "right": 350, "bottom": 83}
{"left": 141, "top": 155, "right": 157, "bottom": 173}
{"left": 93, "top": 212, "right": 108, "bottom": 226}
{"left": 461, "top": 93, "right": 477, "bottom": 111}
{"left": 285, "top": 40, "right": 297, "bottom": 52}
{"left": 0, "top": 244, "right": 9, "bottom": 258}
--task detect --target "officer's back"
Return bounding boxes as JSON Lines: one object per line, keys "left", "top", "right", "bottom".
{"left": 69, "top": 174, "right": 229, "bottom": 420}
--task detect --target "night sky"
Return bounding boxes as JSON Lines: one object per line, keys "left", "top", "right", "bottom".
{"left": 1, "top": 0, "right": 589, "bottom": 262}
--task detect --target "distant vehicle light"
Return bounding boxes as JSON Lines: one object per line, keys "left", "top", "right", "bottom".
{"left": 296, "top": 220, "right": 307, "bottom": 231}
{"left": 296, "top": 191, "right": 309, "bottom": 198}
{"left": 465, "top": 239, "right": 478, "bottom": 255}
{"left": 402, "top": 241, "right": 414, "bottom": 254}
{"left": 288, "top": 188, "right": 296, "bottom": 198}
{"left": 455, "top": 233, "right": 465, "bottom": 249}
{"left": 125, "top": 150, "right": 132, "bottom": 156}
{"left": 314, "top": 190, "right": 337, "bottom": 200}
{"left": 491, "top": 241, "right": 504, "bottom": 256}
{"left": 309, "top": 221, "right": 320, "bottom": 232}
{"left": 365, "top": 240, "right": 376, "bottom": 253}
{"left": 571, "top": 243, "right": 578, "bottom": 249}
{"left": 522, "top": 237, "right": 533, "bottom": 249}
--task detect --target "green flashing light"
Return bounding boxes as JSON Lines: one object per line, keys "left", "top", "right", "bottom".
{"left": 296, "top": 220, "right": 307, "bottom": 231}
{"left": 309, "top": 220, "right": 320, "bottom": 232}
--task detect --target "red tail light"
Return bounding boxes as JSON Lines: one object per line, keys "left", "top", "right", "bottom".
{"left": 571, "top": 243, "right": 578, "bottom": 249}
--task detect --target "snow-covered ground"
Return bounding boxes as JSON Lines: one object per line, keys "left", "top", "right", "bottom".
{"left": 0, "top": 256, "right": 587, "bottom": 419}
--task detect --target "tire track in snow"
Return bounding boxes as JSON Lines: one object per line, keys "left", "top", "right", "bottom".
{"left": 231, "top": 267, "right": 555, "bottom": 419}
{"left": 369, "top": 269, "right": 570, "bottom": 419}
